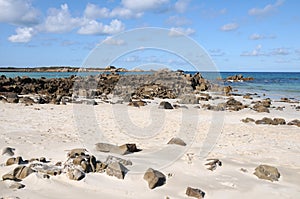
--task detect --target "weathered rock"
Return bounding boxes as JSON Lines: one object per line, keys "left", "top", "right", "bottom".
{"left": 73, "top": 156, "right": 85, "bottom": 165}
{"left": 95, "top": 162, "right": 107, "bottom": 173}
{"left": 6, "top": 157, "right": 16, "bottom": 166}
{"left": 118, "top": 143, "right": 140, "bottom": 153}
{"left": 68, "top": 148, "right": 87, "bottom": 158}
{"left": 254, "top": 105, "right": 270, "bottom": 113}
{"left": 2, "top": 174, "right": 18, "bottom": 181}
{"left": 9, "top": 182, "right": 25, "bottom": 189}
{"left": 13, "top": 166, "right": 34, "bottom": 180}
{"left": 143, "top": 168, "right": 166, "bottom": 189}
{"left": 159, "top": 101, "right": 173, "bottom": 109}
{"left": 105, "top": 155, "right": 132, "bottom": 166}
{"left": 273, "top": 118, "right": 286, "bottom": 125}
{"left": 179, "top": 95, "right": 199, "bottom": 104}
{"left": 167, "top": 137, "right": 186, "bottom": 146}
{"left": 242, "top": 117, "right": 255, "bottom": 123}
{"left": 106, "top": 162, "right": 128, "bottom": 179}
{"left": 223, "top": 86, "right": 232, "bottom": 96}
{"left": 254, "top": 164, "right": 280, "bottom": 182}
{"left": 67, "top": 169, "right": 85, "bottom": 181}
{"left": 2, "top": 147, "right": 15, "bottom": 156}
{"left": 287, "top": 119, "right": 300, "bottom": 127}
{"left": 128, "top": 100, "right": 147, "bottom": 107}
{"left": 255, "top": 117, "right": 274, "bottom": 125}
{"left": 205, "top": 159, "right": 222, "bottom": 171}
{"left": 186, "top": 187, "right": 205, "bottom": 199}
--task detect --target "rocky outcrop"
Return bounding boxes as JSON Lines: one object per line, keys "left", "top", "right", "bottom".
{"left": 255, "top": 117, "right": 286, "bottom": 125}
{"left": 254, "top": 165, "right": 280, "bottom": 182}
{"left": 143, "top": 168, "right": 166, "bottom": 189}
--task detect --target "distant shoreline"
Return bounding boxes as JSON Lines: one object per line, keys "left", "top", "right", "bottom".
{"left": 0, "top": 66, "right": 130, "bottom": 72}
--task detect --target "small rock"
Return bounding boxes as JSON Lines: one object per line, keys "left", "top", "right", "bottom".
{"left": 6, "top": 157, "right": 16, "bottom": 166}
{"left": 167, "top": 137, "right": 186, "bottom": 146}
{"left": 254, "top": 164, "right": 280, "bottom": 182}
{"left": 159, "top": 101, "right": 173, "bottom": 109}
{"left": 186, "top": 187, "right": 205, "bottom": 199}
{"left": 255, "top": 117, "right": 274, "bottom": 125}
{"left": 67, "top": 169, "right": 85, "bottom": 181}
{"left": 205, "top": 159, "right": 222, "bottom": 171}
{"left": 2, "top": 174, "right": 18, "bottom": 181}
{"left": 68, "top": 148, "right": 87, "bottom": 158}
{"left": 106, "top": 162, "right": 128, "bottom": 179}
{"left": 287, "top": 119, "right": 300, "bottom": 127}
{"left": 2, "top": 147, "right": 15, "bottom": 156}
{"left": 105, "top": 155, "right": 132, "bottom": 166}
{"left": 143, "top": 168, "right": 166, "bottom": 189}
{"left": 273, "top": 118, "right": 286, "bottom": 125}
{"left": 241, "top": 117, "right": 255, "bottom": 123}
{"left": 9, "top": 182, "right": 25, "bottom": 189}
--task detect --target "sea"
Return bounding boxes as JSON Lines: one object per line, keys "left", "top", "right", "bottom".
{"left": 1, "top": 71, "right": 299, "bottom": 101}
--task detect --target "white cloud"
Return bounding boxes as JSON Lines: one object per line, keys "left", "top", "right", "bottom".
{"left": 84, "top": 3, "right": 142, "bottom": 19}
{"left": 220, "top": 23, "right": 239, "bottom": 31}
{"left": 8, "top": 27, "right": 35, "bottom": 43}
{"left": 168, "top": 27, "right": 195, "bottom": 36}
{"left": 102, "top": 36, "right": 126, "bottom": 45}
{"left": 248, "top": 0, "right": 284, "bottom": 16}
{"left": 42, "top": 4, "right": 82, "bottom": 33}
{"left": 78, "top": 19, "right": 125, "bottom": 35}
{"left": 174, "top": 0, "right": 190, "bottom": 13}
{"left": 241, "top": 44, "right": 266, "bottom": 56}
{"left": 249, "top": 33, "right": 276, "bottom": 40}
{"left": 271, "top": 48, "right": 289, "bottom": 55}
{"left": 166, "top": 15, "right": 191, "bottom": 26}
{"left": 121, "top": 0, "right": 169, "bottom": 11}
{"left": 0, "top": 0, "right": 40, "bottom": 26}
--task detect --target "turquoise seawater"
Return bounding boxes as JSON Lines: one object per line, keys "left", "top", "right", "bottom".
{"left": 1, "top": 71, "right": 299, "bottom": 100}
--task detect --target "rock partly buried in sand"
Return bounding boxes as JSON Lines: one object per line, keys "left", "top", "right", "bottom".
{"left": 254, "top": 165, "right": 280, "bottom": 182}
{"left": 167, "top": 137, "right": 186, "bottom": 146}
{"left": 128, "top": 100, "right": 147, "bottom": 107}
{"left": 95, "top": 143, "right": 140, "bottom": 155}
{"left": 143, "top": 168, "right": 166, "bottom": 189}
{"left": 186, "top": 187, "right": 205, "bottom": 199}
{"left": 13, "top": 166, "right": 34, "bottom": 180}
{"left": 6, "top": 157, "right": 28, "bottom": 166}
{"left": 67, "top": 148, "right": 88, "bottom": 158}
{"left": 159, "top": 101, "right": 173, "bottom": 109}
{"left": 205, "top": 159, "right": 222, "bottom": 171}
{"left": 9, "top": 182, "right": 25, "bottom": 189}
{"left": 67, "top": 169, "right": 85, "bottom": 181}
{"left": 179, "top": 94, "right": 199, "bottom": 104}
{"left": 241, "top": 117, "right": 255, "bottom": 123}
{"left": 2, "top": 174, "right": 18, "bottom": 181}
{"left": 106, "top": 162, "right": 128, "bottom": 179}
{"left": 287, "top": 119, "right": 300, "bottom": 127}
{"left": 105, "top": 155, "right": 132, "bottom": 166}
{"left": 2, "top": 147, "right": 15, "bottom": 156}
{"left": 255, "top": 117, "right": 286, "bottom": 125}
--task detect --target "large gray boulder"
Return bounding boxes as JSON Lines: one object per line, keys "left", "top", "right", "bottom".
{"left": 143, "top": 168, "right": 166, "bottom": 189}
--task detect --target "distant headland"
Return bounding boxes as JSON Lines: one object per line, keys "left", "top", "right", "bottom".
{"left": 0, "top": 66, "right": 129, "bottom": 72}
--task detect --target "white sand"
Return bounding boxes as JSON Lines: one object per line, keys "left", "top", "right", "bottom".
{"left": 0, "top": 98, "right": 300, "bottom": 199}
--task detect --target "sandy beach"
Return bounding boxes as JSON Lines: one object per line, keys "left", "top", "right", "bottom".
{"left": 1, "top": 94, "right": 300, "bottom": 199}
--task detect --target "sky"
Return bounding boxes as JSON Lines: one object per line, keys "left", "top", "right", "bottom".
{"left": 0, "top": 0, "right": 300, "bottom": 72}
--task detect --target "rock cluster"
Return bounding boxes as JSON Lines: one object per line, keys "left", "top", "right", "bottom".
{"left": 0, "top": 71, "right": 213, "bottom": 105}
{"left": 225, "top": 74, "right": 254, "bottom": 82}
{"left": 242, "top": 117, "right": 299, "bottom": 127}
{"left": 252, "top": 98, "right": 271, "bottom": 113}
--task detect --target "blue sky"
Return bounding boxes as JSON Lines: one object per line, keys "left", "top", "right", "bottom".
{"left": 0, "top": 0, "right": 300, "bottom": 71}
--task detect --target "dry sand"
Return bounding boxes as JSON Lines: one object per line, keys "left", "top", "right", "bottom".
{"left": 0, "top": 96, "right": 300, "bottom": 198}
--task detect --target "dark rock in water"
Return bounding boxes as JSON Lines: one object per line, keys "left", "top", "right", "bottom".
{"left": 167, "top": 137, "right": 186, "bottom": 146}
{"left": 241, "top": 118, "right": 255, "bottom": 123}
{"left": 67, "top": 169, "right": 85, "bottom": 181}
{"left": 106, "top": 162, "right": 128, "bottom": 179}
{"left": 159, "top": 101, "right": 173, "bottom": 109}
{"left": 186, "top": 187, "right": 205, "bottom": 199}
{"left": 2, "top": 147, "right": 15, "bottom": 156}
{"left": 254, "top": 164, "right": 280, "bottom": 182}
{"left": 9, "top": 182, "right": 25, "bottom": 189}
{"left": 143, "top": 168, "right": 166, "bottom": 189}
{"left": 287, "top": 119, "right": 300, "bottom": 127}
